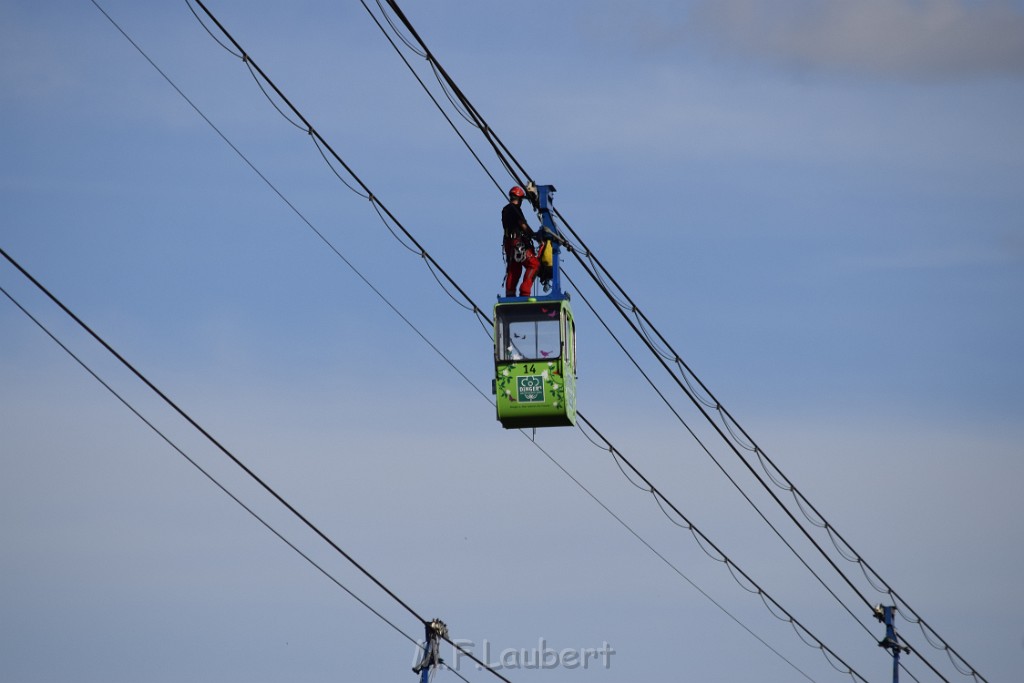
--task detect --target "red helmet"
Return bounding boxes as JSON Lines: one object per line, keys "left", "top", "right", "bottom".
{"left": 509, "top": 186, "right": 526, "bottom": 199}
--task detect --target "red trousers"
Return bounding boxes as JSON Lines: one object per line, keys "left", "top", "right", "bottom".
{"left": 505, "top": 247, "right": 539, "bottom": 297}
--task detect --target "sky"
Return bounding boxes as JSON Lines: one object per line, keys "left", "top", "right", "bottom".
{"left": 1, "top": 1, "right": 1022, "bottom": 681}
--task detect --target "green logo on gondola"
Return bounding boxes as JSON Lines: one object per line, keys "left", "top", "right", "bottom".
{"left": 517, "top": 375, "right": 545, "bottom": 403}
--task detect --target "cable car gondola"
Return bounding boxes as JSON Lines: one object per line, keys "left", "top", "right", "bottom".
{"left": 493, "top": 185, "right": 577, "bottom": 429}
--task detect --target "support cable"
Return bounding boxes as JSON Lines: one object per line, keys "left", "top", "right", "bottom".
{"left": 53, "top": 8, "right": 815, "bottom": 677}
{"left": 92, "top": 3, "right": 907, "bottom": 679}
{"left": 372, "top": 0, "right": 872, "bottom": 629}
{"left": 173, "top": 2, "right": 873, "bottom": 675}
{"left": 186, "top": 0, "right": 483, "bottom": 324}
{"left": 374, "top": 0, "right": 531, "bottom": 191}
{"left": 93, "top": 0, "right": 486, "bottom": 409}
{"left": 361, "top": 12, "right": 873, "bottom": 626}
{"left": 568, "top": 238, "right": 952, "bottom": 683}
{"left": 3, "top": 243, "right": 508, "bottom": 683}
{"left": 372, "top": 3, "right": 986, "bottom": 680}
{"left": 330, "top": 0, "right": 504, "bottom": 194}
{"left": 0, "top": 283, "right": 475, "bottom": 681}
{"left": 522, "top": 429, "right": 818, "bottom": 683}
{"left": 566, "top": 233, "right": 888, "bottom": 609}
{"left": 573, "top": 412, "right": 871, "bottom": 683}
{"left": 565, "top": 272, "right": 881, "bottom": 643}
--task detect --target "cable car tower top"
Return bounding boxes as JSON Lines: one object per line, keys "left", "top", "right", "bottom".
{"left": 497, "top": 183, "right": 568, "bottom": 305}
{"left": 531, "top": 183, "right": 567, "bottom": 301}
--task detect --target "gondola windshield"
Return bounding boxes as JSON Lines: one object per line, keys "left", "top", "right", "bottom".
{"left": 498, "top": 305, "right": 562, "bottom": 361}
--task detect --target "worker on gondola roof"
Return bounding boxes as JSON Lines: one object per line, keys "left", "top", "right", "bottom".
{"left": 501, "top": 186, "right": 540, "bottom": 298}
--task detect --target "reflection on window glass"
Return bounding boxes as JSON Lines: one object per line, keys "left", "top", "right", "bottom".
{"left": 499, "top": 306, "right": 562, "bottom": 361}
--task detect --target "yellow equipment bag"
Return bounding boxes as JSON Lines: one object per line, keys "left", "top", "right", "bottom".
{"left": 540, "top": 240, "right": 553, "bottom": 267}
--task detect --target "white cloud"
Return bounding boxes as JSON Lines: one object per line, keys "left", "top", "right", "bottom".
{"left": 685, "top": 0, "right": 1024, "bottom": 79}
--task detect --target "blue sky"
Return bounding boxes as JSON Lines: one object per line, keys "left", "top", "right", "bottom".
{"left": 2, "top": 1, "right": 1022, "bottom": 682}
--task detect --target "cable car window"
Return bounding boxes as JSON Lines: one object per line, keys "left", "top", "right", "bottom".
{"left": 564, "top": 315, "right": 575, "bottom": 369}
{"left": 497, "top": 306, "right": 562, "bottom": 361}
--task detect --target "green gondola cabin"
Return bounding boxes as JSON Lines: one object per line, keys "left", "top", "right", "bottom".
{"left": 494, "top": 297, "right": 576, "bottom": 428}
